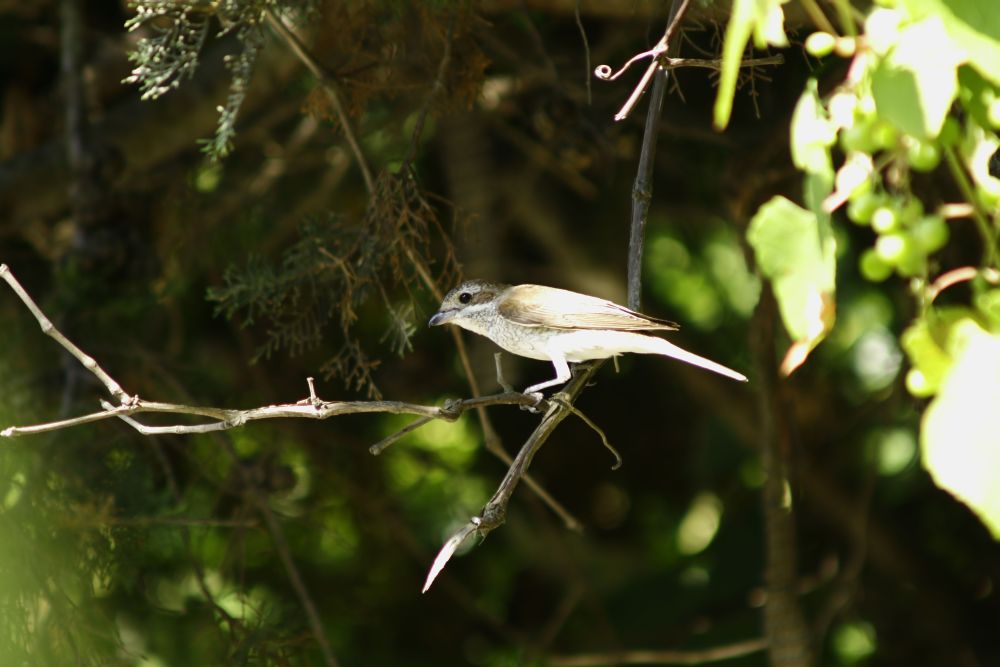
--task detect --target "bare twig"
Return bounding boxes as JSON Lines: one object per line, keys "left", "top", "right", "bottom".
{"left": 593, "top": 0, "right": 783, "bottom": 124}
{"left": 594, "top": 51, "right": 785, "bottom": 123}
{"left": 660, "top": 54, "right": 783, "bottom": 70}
{"left": 423, "top": 362, "right": 602, "bottom": 592}
{"left": 1, "top": 264, "right": 128, "bottom": 404}
{"left": 547, "top": 637, "right": 769, "bottom": 665}
{"left": 2, "top": 390, "right": 537, "bottom": 439}
{"left": 255, "top": 488, "right": 341, "bottom": 667}
{"left": 265, "top": 9, "right": 374, "bottom": 194}
{"left": 597, "top": 0, "right": 691, "bottom": 122}
{"left": 0, "top": 263, "right": 536, "bottom": 443}
{"left": 550, "top": 393, "right": 621, "bottom": 470}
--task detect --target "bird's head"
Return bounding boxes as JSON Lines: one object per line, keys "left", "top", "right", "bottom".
{"left": 428, "top": 279, "right": 509, "bottom": 327}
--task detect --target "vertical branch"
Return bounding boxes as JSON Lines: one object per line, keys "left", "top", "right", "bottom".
{"left": 626, "top": 67, "right": 667, "bottom": 309}
{"left": 215, "top": 434, "right": 342, "bottom": 667}
{"left": 752, "top": 288, "right": 814, "bottom": 667}
{"left": 626, "top": 0, "right": 685, "bottom": 309}
{"left": 266, "top": 9, "right": 374, "bottom": 194}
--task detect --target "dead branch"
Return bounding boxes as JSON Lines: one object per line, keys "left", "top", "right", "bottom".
{"left": 547, "top": 637, "right": 769, "bottom": 665}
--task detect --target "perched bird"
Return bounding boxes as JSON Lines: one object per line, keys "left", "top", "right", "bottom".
{"left": 429, "top": 280, "right": 748, "bottom": 396}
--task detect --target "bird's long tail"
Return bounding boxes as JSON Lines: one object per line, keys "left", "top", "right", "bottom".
{"left": 648, "top": 337, "right": 749, "bottom": 383}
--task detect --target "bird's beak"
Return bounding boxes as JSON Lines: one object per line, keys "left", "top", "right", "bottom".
{"left": 428, "top": 309, "right": 454, "bottom": 327}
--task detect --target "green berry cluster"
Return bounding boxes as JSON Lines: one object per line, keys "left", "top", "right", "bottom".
{"left": 850, "top": 191, "right": 949, "bottom": 281}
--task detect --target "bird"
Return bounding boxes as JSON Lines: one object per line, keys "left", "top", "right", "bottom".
{"left": 428, "top": 279, "right": 748, "bottom": 396}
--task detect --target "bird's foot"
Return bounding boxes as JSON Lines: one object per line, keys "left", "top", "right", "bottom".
{"left": 520, "top": 391, "right": 545, "bottom": 413}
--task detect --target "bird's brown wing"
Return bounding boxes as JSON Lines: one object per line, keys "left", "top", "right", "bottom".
{"left": 498, "top": 284, "right": 679, "bottom": 331}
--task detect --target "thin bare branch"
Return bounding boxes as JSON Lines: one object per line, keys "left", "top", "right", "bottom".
{"left": 595, "top": 0, "right": 783, "bottom": 123}
{"left": 607, "top": 0, "right": 691, "bottom": 122}
{"left": 661, "top": 54, "right": 784, "bottom": 70}
{"left": 423, "top": 361, "right": 602, "bottom": 592}
{"left": 550, "top": 394, "right": 621, "bottom": 470}
{"left": 265, "top": 9, "right": 374, "bottom": 193}
{"left": 547, "top": 637, "right": 769, "bottom": 665}
{"left": 1, "top": 264, "right": 128, "bottom": 403}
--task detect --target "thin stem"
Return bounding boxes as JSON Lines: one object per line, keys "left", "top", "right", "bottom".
{"left": 626, "top": 0, "right": 687, "bottom": 308}
{"left": 0, "top": 264, "right": 128, "bottom": 403}
{"left": 251, "top": 459, "right": 341, "bottom": 667}
{"left": 548, "top": 637, "right": 769, "bottom": 665}
{"left": 943, "top": 145, "right": 997, "bottom": 266}
{"left": 828, "top": 0, "right": 857, "bottom": 37}
{"left": 627, "top": 67, "right": 667, "bottom": 309}
{"left": 265, "top": 9, "right": 374, "bottom": 193}
{"left": 799, "top": 0, "right": 838, "bottom": 36}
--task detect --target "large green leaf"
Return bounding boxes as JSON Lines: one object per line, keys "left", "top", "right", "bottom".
{"left": 901, "top": 0, "right": 1000, "bottom": 86}
{"left": 922, "top": 319, "right": 1000, "bottom": 539}
{"left": 872, "top": 16, "right": 961, "bottom": 138}
{"left": 747, "top": 196, "right": 836, "bottom": 369}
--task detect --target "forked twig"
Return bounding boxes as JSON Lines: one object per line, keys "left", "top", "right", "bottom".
{"left": 549, "top": 393, "right": 621, "bottom": 470}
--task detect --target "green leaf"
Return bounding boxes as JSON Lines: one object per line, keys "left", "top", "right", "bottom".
{"left": 975, "top": 288, "right": 1000, "bottom": 329}
{"left": 901, "top": 316, "right": 955, "bottom": 396}
{"left": 747, "top": 196, "right": 836, "bottom": 347}
{"left": 871, "top": 16, "right": 961, "bottom": 138}
{"left": 922, "top": 319, "right": 1000, "bottom": 539}
{"left": 901, "top": 0, "right": 1000, "bottom": 86}
{"left": 714, "top": 0, "right": 789, "bottom": 130}
{"left": 791, "top": 79, "right": 836, "bottom": 179}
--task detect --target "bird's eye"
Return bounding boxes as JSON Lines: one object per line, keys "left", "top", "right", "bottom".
{"left": 458, "top": 292, "right": 472, "bottom": 304}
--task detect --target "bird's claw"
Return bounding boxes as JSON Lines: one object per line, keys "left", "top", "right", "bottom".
{"left": 520, "top": 391, "right": 545, "bottom": 412}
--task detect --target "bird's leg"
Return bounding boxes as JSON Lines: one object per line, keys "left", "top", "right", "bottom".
{"left": 522, "top": 352, "right": 572, "bottom": 401}
{"left": 494, "top": 352, "right": 515, "bottom": 393}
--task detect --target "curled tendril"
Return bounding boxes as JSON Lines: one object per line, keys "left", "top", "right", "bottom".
{"left": 594, "top": 44, "right": 667, "bottom": 82}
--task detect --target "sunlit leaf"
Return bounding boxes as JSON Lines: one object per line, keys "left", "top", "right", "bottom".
{"left": 922, "top": 319, "right": 1000, "bottom": 539}
{"left": 747, "top": 196, "right": 837, "bottom": 373}
{"left": 791, "top": 79, "right": 836, "bottom": 179}
{"left": 901, "top": 0, "right": 1000, "bottom": 86}
{"left": 872, "top": 16, "right": 962, "bottom": 138}
{"left": 714, "top": 0, "right": 789, "bottom": 129}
